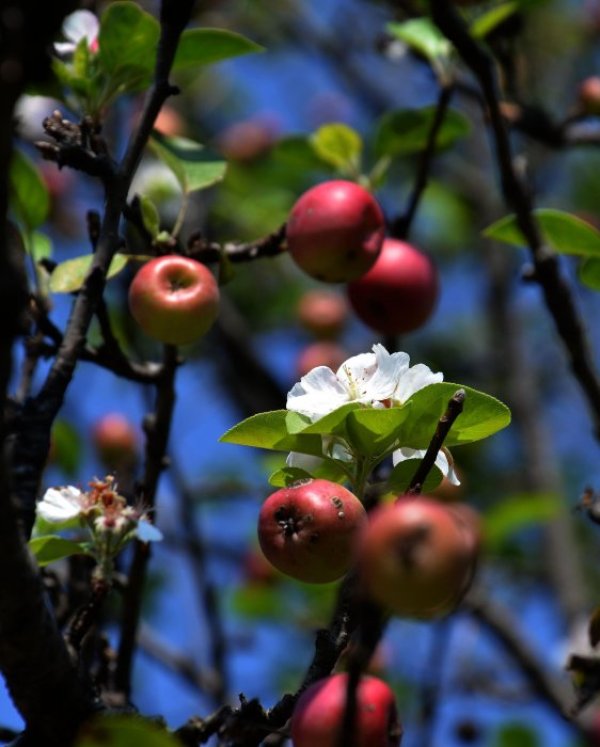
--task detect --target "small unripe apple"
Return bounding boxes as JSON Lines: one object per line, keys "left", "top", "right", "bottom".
{"left": 358, "top": 496, "right": 478, "bottom": 618}
{"left": 347, "top": 238, "right": 438, "bottom": 335}
{"left": 92, "top": 413, "right": 137, "bottom": 468}
{"left": 128, "top": 255, "right": 219, "bottom": 346}
{"left": 578, "top": 77, "right": 600, "bottom": 116}
{"left": 291, "top": 673, "right": 402, "bottom": 747}
{"left": 257, "top": 479, "right": 367, "bottom": 584}
{"left": 296, "top": 341, "right": 349, "bottom": 378}
{"left": 286, "top": 180, "right": 385, "bottom": 283}
{"left": 297, "top": 289, "right": 348, "bottom": 339}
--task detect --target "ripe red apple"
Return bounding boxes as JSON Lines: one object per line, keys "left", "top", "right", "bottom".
{"left": 347, "top": 238, "right": 438, "bottom": 335}
{"left": 296, "top": 341, "right": 349, "bottom": 378}
{"left": 286, "top": 180, "right": 385, "bottom": 283}
{"left": 578, "top": 77, "right": 600, "bottom": 116}
{"left": 128, "top": 255, "right": 219, "bottom": 346}
{"left": 257, "top": 479, "right": 367, "bottom": 584}
{"left": 291, "top": 673, "right": 402, "bottom": 747}
{"left": 297, "top": 289, "right": 349, "bottom": 339}
{"left": 92, "top": 413, "right": 137, "bottom": 468}
{"left": 357, "top": 496, "right": 478, "bottom": 618}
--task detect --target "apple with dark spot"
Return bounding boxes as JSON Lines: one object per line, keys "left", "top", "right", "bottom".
{"left": 257, "top": 479, "right": 366, "bottom": 583}
{"left": 286, "top": 180, "right": 385, "bottom": 283}
{"left": 291, "top": 673, "right": 402, "bottom": 747}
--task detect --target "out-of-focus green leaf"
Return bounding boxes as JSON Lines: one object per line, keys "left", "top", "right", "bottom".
{"left": 26, "top": 231, "right": 53, "bottom": 263}
{"left": 10, "top": 149, "right": 49, "bottom": 230}
{"left": 139, "top": 195, "right": 160, "bottom": 238}
{"left": 98, "top": 2, "right": 158, "bottom": 79}
{"left": 483, "top": 492, "right": 561, "bottom": 550}
{"left": 49, "top": 253, "right": 129, "bottom": 293}
{"left": 270, "top": 135, "right": 332, "bottom": 172}
{"left": 231, "top": 585, "right": 284, "bottom": 620}
{"left": 28, "top": 536, "right": 90, "bottom": 567}
{"left": 76, "top": 716, "right": 181, "bottom": 747}
{"left": 387, "top": 18, "right": 452, "bottom": 64}
{"left": 579, "top": 257, "right": 600, "bottom": 290}
{"left": 484, "top": 209, "right": 600, "bottom": 256}
{"left": 470, "top": 2, "right": 519, "bottom": 39}
{"left": 374, "top": 107, "right": 470, "bottom": 158}
{"left": 50, "top": 420, "right": 81, "bottom": 477}
{"left": 149, "top": 133, "right": 227, "bottom": 194}
{"left": 493, "top": 723, "right": 540, "bottom": 747}
{"left": 173, "top": 28, "right": 263, "bottom": 71}
{"left": 310, "top": 123, "right": 362, "bottom": 172}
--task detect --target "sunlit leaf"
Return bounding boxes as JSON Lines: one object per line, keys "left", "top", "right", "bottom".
{"left": 374, "top": 107, "right": 470, "bottom": 158}
{"left": 484, "top": 209, "right": 600, "bottom": 256}
{"left": 387, "top": 18, "right": 451, "bottom": 64}
{"left": 470, "top": 2, "right": 519, "bottom": 39}
{"left": 139, "top": 195, "right": 160, "bottom": 238}
{"left": 149, "top": 133, "right": 227, "bottom": 194}
{"left": 26, "top": 231, "right": 53, "bottom": 263}
{"left": 49, "top": 253, "right": 129, "bottom": 293}
{"left": 310, "top": 123, "right": 362, "bottom": 172}
{"left": 173, "top": 28, "right": 264, "bottom": 71}
{"left": 220, "top": 410, "right": 324, "bottom": 457}
{"left": 28, "top": 536, "right": 90, "bottom": 567}
{"left": 345, "top": 406, "right": 412, "bottom": 457}
{"left": 10, "top": 149, "right": 49, "bottom": 230}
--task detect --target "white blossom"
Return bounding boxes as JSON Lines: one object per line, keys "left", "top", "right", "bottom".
{"left": 54, "top": 10, "right": 99, "bottom": 57}
{"left": 392, "top": 446, "right": 460, "bottom": 486}
{"left": 36, "top": 486, "right": 84, "bottom": 523}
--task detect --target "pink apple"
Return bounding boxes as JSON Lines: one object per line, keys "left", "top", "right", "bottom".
{"left": 578, "top": 76, "right": 600, "bottom": 116}
{"left": 347, "top": 238, "right": 438, "bottom": 335}
{"left": 93, "top": 413, "right": 137, "bottom": 468}
{"left": 128, "top": 255, "right": 219, "bottom": 345}
{"left": 296, "top": 341, "right": 349, "bottom": 379}
{"left": 297, "top": 289, "right": 349, "bottom": 339}
{"left": 291, "top": 673, "right": 402, "bottom": 747}
{"left": 286, "top": 180, "right": 385, "bottom": 283}
{"left": 257, "top": 479, "right": 367, "bottom": 584}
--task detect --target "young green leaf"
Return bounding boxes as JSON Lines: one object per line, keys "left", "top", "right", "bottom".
{"left": 98, "top": 2, "right": 159, "bottom": 79}
{"left": 387, "top": 18, "right": 452, "bottom": 65}
{"left": 310, "top": 123, "right": 362, "bottom": 173}
{"left": 28, "top": 536, "right": 90, "bottom": 567}
{"left": 345, "top": 406, "right": 411, "bottom": 457}
{"left": 172, "top": 28, "right": 264, "bottom": 71}
{"left": 470, "top": 2, "right": 519, "bottom": 39}
{"left": 49, "top": 253, "right": 129, "bottom": 293}
{"left": 220, "top": 410, "right": 324, "bottom": 457}
{"left": 579, "top": 257, "right": 600, "bottom": 290}
{"left": 10, "top": 149, "right": 50, "bottom": 230}
{"left": 139, "top": 195, "right": 161, "bottom": 238}
{"left": 374, "top": 107, "right": 470, "bottom": 158}
{"left": 25, "top": 231, "right": 53, "bottom": 263}
{"left": 483, "top": 209, "right": 600, "bottom": 256}
{"left": 149, "top": 133, "right": 227, "bottom": 194}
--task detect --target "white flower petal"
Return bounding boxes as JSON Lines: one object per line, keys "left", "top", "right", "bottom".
{"left": 366, "top": 345, "right": 410, "bottom": 401}
{"left": 53, "top": 41, "right": 77, "bottom": 56}
{"left": 286, "top": 366, "right": 349, "bottom": 421}
{"left": 37, "top": 486, "right": 83, "bottom": 523}
{"left": 136, "top": 519, "right": 163, "bottom": 543}
{"left": 393, "top": 363, "right": 443, "bottom": 404}
{"left": 62, "top": 10, "right": 99, "bottom": 44}
{"left": 392, "top": 447, "right": 460, "bottom": 486}
{"left": 336, "top": 352, "right": 376, "bottom": 398}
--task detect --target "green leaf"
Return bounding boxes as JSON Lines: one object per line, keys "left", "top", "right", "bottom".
{"left": 25, "top": 231, "right": 52, "bottom": 263}
{"left": 76, "top": 715, "right": 181, "bottom": 747}
{"left": 98, "top": 2, "right": 159, "bottom": 79}
{"left": 387, "top": 458, "right": 443, "bottom": 495}
{"left": 10, "top": 149, "right": 49, "bottom": 230}
{"left": 50, "top": 420, "right": 81, "bottom": 477}
{"left": 484, "top": 492, "right": 561, "bottom": 551}
{"left": 139, "top": 195, "right": 160, "bottom": 238}
{"left": 493, "top": 723, "right": 540, "bottom": 747}
{"left": 387, "top": 18, "right": 452, "bottom": 64}
{"left": 220, "top": 410, "right": 324, "bottom": 456}
{"left": 149, "top": 133, "right": 227, "bottom": 195}
{"left": 49, "top": 253, "right": 129, "bottom": 293}
{"left": 173, "top": 28, "right": 264, "bottom": 71}
{"left": 310, "top": 123, "right": 362, "bottom": 172}
{"left": 28, "top": 536, "right": 90, "bottom": 566}
{"left": 579, "top": 257, "right": 600, "bottom": 290}
{"left": 399, "top": 383, "right": 511, "bottom": 448}
{"left": 231, "top": 585, "right": 284, "bottom": 620}
{"left": 483, "top": 209, "right": 600, "bottom": 256}
{"left": 374, "top": 107, "right": 470, "bottom": 158}
{"left": 270, "top": 135, "right": 333, "bottom": 172}
{"left": 470, "top": 2, "right": 519, "bottom": 39}
{"left": 294, "top": 404, "right": 360, "bottom": 436}
{"left": 269, "top": 459, "right": 348, "bottom": 487}
{"left": 345, "top": 407, "right": 411, "bottom": 457}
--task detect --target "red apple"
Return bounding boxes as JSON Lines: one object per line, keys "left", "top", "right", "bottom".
{"left": 257, "top": 479, "right": 367, "bottom": 584}
{"left": 579, "top": 77, "right": 600, "bottom": 116}
{"left": 291, "top": 673, "right": 402, "bottom": 747}
{"left": 358, "top": 496, "right": 478, "bottom": 618}
{"left": 286, "top": 180, "right": 385, "bottom": 283}
{"left": 243, "top": 548, "right": 279, "bottom": 586}
{"left": 347, "top": 238, "right": 438, "bottom": 335}
{"left": 92, "top": 413, "right": 137, "bottom": 468}
{"left": 128, "top": 256, "right": 219, "bottom": 346}
{"left": 296, "top": 341, "right": 349, "bottom": 378}
{"left": 297, "top": 289, "right": 349, "bottom": 339}
{"left": 217, "top": 118, "right": 277, "bottom": 162}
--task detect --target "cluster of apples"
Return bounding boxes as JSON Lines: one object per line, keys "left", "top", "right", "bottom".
{"left": 287, "top": 180, "right": 439, "bottom": 337}
{"left": 257, "top": 478, "right": 480, "bottom": 744}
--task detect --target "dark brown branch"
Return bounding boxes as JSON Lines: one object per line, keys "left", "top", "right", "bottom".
{"left": 430, "top": 0, "right": 600, "bottom": 442}
{"left": 187, "top": 225, "right": 287, "bottom": 265}
{"left": 407, "top": 388, "right": 465, "bottom": 494}
{"left": 66, "top": 578, "right": 111, "bottom": 653}
{"left": 174, "top": 706, "right": 233, "bottom": 746}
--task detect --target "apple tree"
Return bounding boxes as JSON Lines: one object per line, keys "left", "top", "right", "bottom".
{"left": 2, "top": 1, "right": 600, "bottom": 746}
